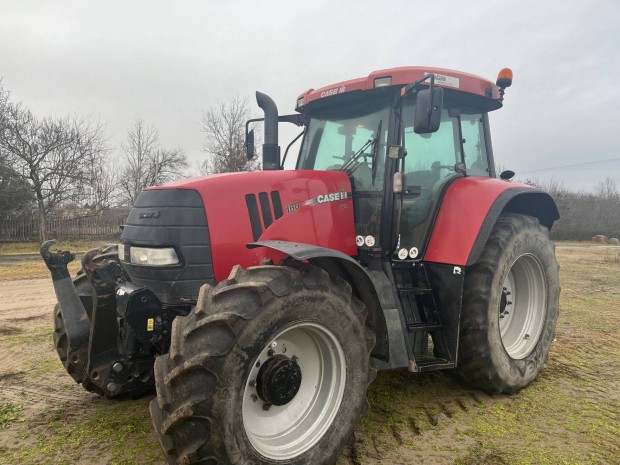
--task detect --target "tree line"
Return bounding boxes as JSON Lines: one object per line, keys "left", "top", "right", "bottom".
{"left": 0, "top": 81, "right": 258, "bottom": 242}
{"left": 520, "top": 176, "right": 620, "bottom": 241}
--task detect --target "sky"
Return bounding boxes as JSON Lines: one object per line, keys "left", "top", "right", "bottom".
{"left": 1, "top": 0, "right": 619, "bottom": 192}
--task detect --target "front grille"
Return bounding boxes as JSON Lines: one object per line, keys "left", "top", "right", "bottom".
{"left": 120, "top": 189, "right": 214, "bottom": 305}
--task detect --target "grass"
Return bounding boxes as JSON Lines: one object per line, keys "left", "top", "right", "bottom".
{"left": 0, "top": 403, "right": 24, "bottom": 430}
{"left": 0, "top": 240, "right": 112, "bottom": 256}
{"left": 1, "top": 242, "right": 618, "bottom": 464}
{"left": 0, "top": 399, "right": 162, "bottom": 465}
{"left": 0, "top": 260, "right": 82, "bottom": 281}
{"left": 0, "top": 240, "right": 112, "bottom": 280}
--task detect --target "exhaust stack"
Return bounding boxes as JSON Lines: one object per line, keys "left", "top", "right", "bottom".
{"left": 256, "top": 91, "right": 280, "bottom": 170}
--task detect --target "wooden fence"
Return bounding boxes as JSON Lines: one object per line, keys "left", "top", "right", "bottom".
{"left": 0, "top": 213, "right": 126, "bottom": 241}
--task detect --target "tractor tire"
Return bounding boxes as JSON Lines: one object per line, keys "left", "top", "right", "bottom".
{"left": 53, "top": 299, "right": 103, "bottom": 396}
{"left": 52, "top": 245, "right": 124, "bottom": 396}
{"left": 455, "top": 213, "right": 560, "bottom": 394}
{"left": 150, "top": 262, "right": 375, "bottom": 465}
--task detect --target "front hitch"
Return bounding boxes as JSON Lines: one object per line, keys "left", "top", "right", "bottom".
{"left": 42, "top": 241, "right": 163, "bottom": 397}
{"left": 40, "top": 240, "right": 91, "bottom": 383}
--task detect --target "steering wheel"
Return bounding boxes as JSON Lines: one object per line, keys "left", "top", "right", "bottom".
{"left": 431, "top": 161, "right": 455, "bottom": 171}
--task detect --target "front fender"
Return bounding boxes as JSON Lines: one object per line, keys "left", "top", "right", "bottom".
{"left": 248, "top": 240, "right": 389, "bottom": 361}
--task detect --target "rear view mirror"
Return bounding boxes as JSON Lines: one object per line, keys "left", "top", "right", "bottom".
{"left": 414, "top": 87, "right": 444, "bottom": 134}
{"left": 246, "top": 129, "right": 255, "bottom": 160}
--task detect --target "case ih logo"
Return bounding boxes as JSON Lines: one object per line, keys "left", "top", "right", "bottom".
{"left": 139, "top": 210, "right": 161, "bottom": 219}
{"left": 304, "top": 191, "right": 351, "bottom": 206}
{"left": 320, "top": 85, "right": 346, "bottom": 98}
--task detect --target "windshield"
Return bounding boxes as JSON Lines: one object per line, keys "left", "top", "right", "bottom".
{"left": 297, "top": 100, "right": 390, "bottom": 191}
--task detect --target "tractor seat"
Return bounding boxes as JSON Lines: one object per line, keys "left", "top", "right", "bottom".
{"left": 402, "top": 165, "right": 442, "bottom": 229}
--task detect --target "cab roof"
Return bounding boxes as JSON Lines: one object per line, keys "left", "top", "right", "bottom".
{"left": 296, "top": 66, "right": 502, "bottom": 111}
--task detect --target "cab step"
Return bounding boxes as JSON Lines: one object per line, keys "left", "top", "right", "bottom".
{"left": 408, "top": 356, "right": 455, "bottom": 372}
{"left": 407, "top": 322, "right": 443, "bottom": 332}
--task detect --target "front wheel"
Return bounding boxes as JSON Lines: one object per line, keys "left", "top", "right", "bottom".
{"left": 150, "top": 262, "right": 375, "bottom": 465}
{"left": 456, "top": 213, "right": 560, "bottom": 394}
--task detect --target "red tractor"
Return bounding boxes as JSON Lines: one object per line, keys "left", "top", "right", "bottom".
{"left": 41, "top": 66, "right": 560, "bottom": 465}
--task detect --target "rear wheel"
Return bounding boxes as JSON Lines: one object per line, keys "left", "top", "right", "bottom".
{"left": 150, "top": 262, "right": 375, "bottom": 465}
{"left": 456, "top": 213, "right": 560, "bottom": 394}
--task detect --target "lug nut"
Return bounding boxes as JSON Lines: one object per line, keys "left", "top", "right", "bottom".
{"left": 267, "top": 349, "right": 275, "bottom": 357}
{"left": 263, "top": 403, "right": 272, "bottom": 411}
{"left": 249, "top": 380, "right": 256, "bottom": 387}
{"left": 292, "top": 355, "right": 299, "bottom": 363}
{"left": 256, "top": 360, "right": 261, "bottom": 368}
{"left": 106, "top": 383, "right": 117, "bottom": 392}
{"left": 112, "top": 362, "right": 123, "bottom": 373}
{"left": 250, "top": 394, "right": 258, "bottom": 402}
{"left": 270, "top": 341, "right": 278, "bottom": 348}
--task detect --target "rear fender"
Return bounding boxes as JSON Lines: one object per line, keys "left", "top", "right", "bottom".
{"left": 248, "top": 240, "right": 389, "bottom": 361}
{"left": 467, "top": 190, "right": 559, "bottom": 265}
{"left": 423, "top": 178, "right": 559, "bottom": 266}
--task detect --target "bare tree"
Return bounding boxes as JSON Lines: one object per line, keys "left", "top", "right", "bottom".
{"left": 118, "top": 119, "right": 188, "bottom": 205}
{"left": 594, "top": 176, "right": 619, "bottom": 201}
{"left": 0, "top": 95, "right": 107, "bottom": 242}
{"left": 0, "top": 156, "right": 34, "bottom": 215}
{"left": 81, "top": 152, "right": 119, "bottom": 214}
{"left": 200, "top": 96, "right": 260, "bottom": 174}
{"left": 0, "top": 79, "right": 8, "bottom": 114}
{"left": 0, "top": 82, "right": 31, "bottom": 214}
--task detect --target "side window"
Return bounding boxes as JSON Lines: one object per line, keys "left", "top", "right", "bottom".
{"left": 461, "top": 112, "right": 489, "bottom": 176}
{"left": 402, "top": 105, "right": 460, "bottom": 188}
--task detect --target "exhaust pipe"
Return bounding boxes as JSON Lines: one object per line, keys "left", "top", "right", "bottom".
{"left": 256, "top": 91, "right": 280, "bottom": 170}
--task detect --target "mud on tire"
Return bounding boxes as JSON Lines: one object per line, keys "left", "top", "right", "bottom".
{"left": 150, "top": 262, "right": 376, "bottom": 465}
{"left": 456, "top": 213, "right": 560, "bottom": 394}
{"left": 53, "top": 299, "right": 103, "bottom": 395}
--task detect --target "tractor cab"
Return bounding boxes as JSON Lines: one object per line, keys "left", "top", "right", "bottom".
{"left": 250, "top": 67, "right": 508, "bottom": 265}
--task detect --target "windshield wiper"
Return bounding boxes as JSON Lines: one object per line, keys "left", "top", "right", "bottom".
{"left": 339, "top": 119, "right": 383, "bottom": 177}
{"left": 370, "top": 120, "right": 382, "bottom": 186}
{"left": 340, "top": 138, "right": 374, "bottom": 174}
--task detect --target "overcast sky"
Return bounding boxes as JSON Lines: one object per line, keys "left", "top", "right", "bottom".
{"left": 1, "top": 0, "right": 619, "bottom": 191}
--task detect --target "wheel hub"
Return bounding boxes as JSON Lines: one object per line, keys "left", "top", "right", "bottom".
{"left": 256, "top": 354, "right": 302, "bottom": 406}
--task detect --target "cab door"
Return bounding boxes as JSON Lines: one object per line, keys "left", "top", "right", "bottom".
{"left": 394, "top": 103, "right": 491, "bottom": 261}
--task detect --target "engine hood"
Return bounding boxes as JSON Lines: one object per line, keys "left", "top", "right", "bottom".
{"left": 149, "top": 170, "right": 357, "bottom": 282}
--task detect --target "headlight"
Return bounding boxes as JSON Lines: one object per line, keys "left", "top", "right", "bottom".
{"left": 117, "top": 243, "right": 125, "bottom": 261}
{"left": 129, "top": 246, "right": 179, "bottom": 266}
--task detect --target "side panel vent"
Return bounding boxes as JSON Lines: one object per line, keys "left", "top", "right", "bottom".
{"left": 258, "top": 192, "right": 273, "bottom": 228}
{"left": 245, "top": 194, "right": 263, "bottom": 241}
{"left": 271, "top": 191, "right": 283, "bottom": 219}
{"left": 245, "top": 191, "right": 283, "bottom": 241}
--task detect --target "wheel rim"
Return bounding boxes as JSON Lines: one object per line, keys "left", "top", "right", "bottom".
{"left": 499, "top": 253, "right": 547, "bottom": 359}
{"left": 242, "top": 322, "right": 346, "bottom": 460}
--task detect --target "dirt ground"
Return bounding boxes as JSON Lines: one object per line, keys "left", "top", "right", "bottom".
{"left": 0, "top": 245, "right": 619, "bottom": 464}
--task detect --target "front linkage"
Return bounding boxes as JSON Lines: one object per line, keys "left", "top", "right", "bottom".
{"left": 41, "top": 240, "right": 173, "bottom": 398}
